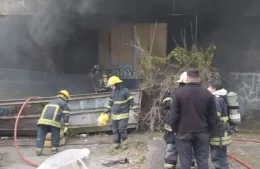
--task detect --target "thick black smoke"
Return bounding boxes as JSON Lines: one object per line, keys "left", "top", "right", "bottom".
{"left": 0, "top": 0, "right": 153, "bottom": 98}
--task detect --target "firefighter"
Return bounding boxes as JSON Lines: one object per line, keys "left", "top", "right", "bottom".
{"left": 163, "top": 72, "right": 196, "bottom": 169}
{"left": 169, "top": 68, "right": 218, "bottom": 169}
{"left": 90, "top": 64, "right": 108, "bottom": 92}
{"left": 104, "top": 76, "right": 138, "bottom": 150}
{"left": 35, "top": 90, "right": 70, "bottom": 155}
{"left": 208, "top": 80, "right": 231, "bottom": 169}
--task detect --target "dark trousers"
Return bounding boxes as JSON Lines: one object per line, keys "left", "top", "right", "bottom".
{"left": 164, "top": 143, "right": 178, "bottom": 168}
{"left": 175, "top": 133, "right": 209, "bottom": 169}
{"left": 112, "top": 118, "right": 128, "bottom": 144}
{"left": 164, "top": 140, "right": 196, "bottom": 168}
{"left": 36, "top": 124, "right": 60, "bottom": 152}
{"left": 211, "top": 146, "right": 229, "bottom": 169}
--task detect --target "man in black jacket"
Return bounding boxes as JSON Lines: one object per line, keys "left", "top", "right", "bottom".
{"left": 163, "top": 72, "right": 196, "bottom": 169}
{"left": 168, "top": 68, "right": 218, "bottom": 169}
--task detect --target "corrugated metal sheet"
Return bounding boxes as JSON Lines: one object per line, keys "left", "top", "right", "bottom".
{"left": 0, "top": 89, "right": 142, "bottom": 136}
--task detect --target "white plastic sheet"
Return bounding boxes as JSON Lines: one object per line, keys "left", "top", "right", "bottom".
{"left": 37, "top": 149, "right": 90, "bottom": 169}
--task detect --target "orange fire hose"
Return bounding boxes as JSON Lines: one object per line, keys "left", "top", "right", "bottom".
{"left": 13, "top": 97, "right": 256, "bottom": 168}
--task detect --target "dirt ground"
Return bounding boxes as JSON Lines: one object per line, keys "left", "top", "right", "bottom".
{"left": 0, "top": 132, "right": 260, "bottom": 169}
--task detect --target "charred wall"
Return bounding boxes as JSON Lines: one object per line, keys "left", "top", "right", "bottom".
{"left": 163, "top": 0, "right": 260, "bottom": 124}
{"left": 198, "top": 0, "right": 260, "bottom": 122}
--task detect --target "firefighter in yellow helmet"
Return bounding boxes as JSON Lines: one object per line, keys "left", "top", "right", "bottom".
{"left": 35, "top": 90, "right": 70, "bottom": 156}
{"left": 162, "top": 72, "right": 196, "bottom": 169}
{"left": 104, "top": 76, "right": 138, "bottom": 150}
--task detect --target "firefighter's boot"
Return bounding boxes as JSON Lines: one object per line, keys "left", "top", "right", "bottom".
{"left": 36, "top": 148, "right": 43, "bottom": 156}
{"left": 191, "top": 160, "right": 197, "bottom": 169}
{"left": 36, "top": 151, "right": 43, "bottom": 156}
{"left": 164, "top": 164, "right": 176, "bottom": 169}
{"left": 51, "top": 147, "right": 58, "bottom": 154}
{"left": 112, "top": 143, "right": 120, "bottom": 149}
{"left": 122, "top": 140, "right": 128, "bottom": 150}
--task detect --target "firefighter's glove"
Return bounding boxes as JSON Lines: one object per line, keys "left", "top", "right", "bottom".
{"left": 161, "top": 97, "right": 172, "bottom": 110}
{"left": 131, "top": 107, "right": 139, "bottom": 120}
{"left": 133, "top": 112, "right": 139, "bottom": 120}
{"left": 104, "top": 109, "right": 111, "bottom": 114}
{"left": 64, "top": 127, "right": 69, "bottom": 136}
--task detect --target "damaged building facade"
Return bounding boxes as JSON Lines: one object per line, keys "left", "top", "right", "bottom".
{"left": 0, "top": 0, "right": 260, "bottom": 122}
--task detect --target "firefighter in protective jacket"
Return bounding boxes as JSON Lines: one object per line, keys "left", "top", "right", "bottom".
{"left": 208, "top": 80, "right": 231, "bottom": 169}
{"left": 163, "top": 72, "right": 196, "bottom": 169}
{"left": 105, "top": 76, "right": 138, "bottom": 150}
{"left": 36, "top": 90, "right": 70, "bottom": 155}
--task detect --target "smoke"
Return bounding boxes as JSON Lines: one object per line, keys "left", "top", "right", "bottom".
{"left": 30, "top": 0, "right": 98, "bottom": 47}
{"left": 0, "top": 0, "right": 156, "bottom": 98}
{"left": 0, "top": 0, "right": 105, "bottom": 71}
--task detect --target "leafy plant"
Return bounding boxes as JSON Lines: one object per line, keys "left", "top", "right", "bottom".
{"left": 128, "top": 23, "right": 219, "bottom": 131}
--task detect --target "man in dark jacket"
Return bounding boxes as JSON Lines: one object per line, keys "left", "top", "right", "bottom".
{"left": 208, "top": 80, "right": 231, "bottom": 169}
{"left": 168, "top": 68, "right": 218, "bottom": 169}
{"left": 105, "top": 76, "right": 138, "bottom": 150}
{"left": 36, "top": 90, "right": 70, "bottom": 155}
{"left": 163, "top": 72, "right": 196, "bottom": 169}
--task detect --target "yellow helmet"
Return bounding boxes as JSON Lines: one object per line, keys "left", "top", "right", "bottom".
{"left": 98, "top": 113, "right": 109, "bottom": 126}
{"left": 176, "top": 72, "right": 188, "bottom": 83}
{"left": 107, "top": 76, "right": 122, "bottom": 87}
{"left": 58, "top": 90, "right": 70, "bottom": 99}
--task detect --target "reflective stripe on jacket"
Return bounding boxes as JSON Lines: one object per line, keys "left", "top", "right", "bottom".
{"left": 106, "top": 87, "right": 137, "bottom": 120}
{"left": 163, "top": 89, "right": 177, "bottom": 144}
{"left": 161, "top": 89, "right": 174, "bottom": 110}
{"left": 210, "top": 93, "right": 232, "bottom": 146}
{"left": 37, "top": 97, "right": 70, "bottom": 128}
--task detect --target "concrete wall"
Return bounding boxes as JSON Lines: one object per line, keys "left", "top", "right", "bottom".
{"left": 196, "top": 0, "right": 260, "bottom": 121}
{"left": 163, "top": 0, "right": 260, "bottom": 123}
{"left": 228, "top": 73, "right": 260, "bottom": 118}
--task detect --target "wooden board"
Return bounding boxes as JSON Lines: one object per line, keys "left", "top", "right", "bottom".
{"left": 120, "top": 24, "right": 134, "bottom": 66}
{"left": 98, "top": 23, "right": 167, "bottom": 70}
{"left": 98, "top": 28, "right": 111, "bottom": 69}
{"left": 149, "top": 23, "right": 168, "bottom": 57}
{"left": 133, "top": 24, "right": 150, "bottom": 71}
{"left": 111, "top": 26, "right": 122, "bottom": 65}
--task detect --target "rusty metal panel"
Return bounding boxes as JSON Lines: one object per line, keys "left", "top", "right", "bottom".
{"left": 0, "top": 89, "right": 142, "bottom": 135}
{"left": 98, "top": 28, "right": 111, "bottom": 69}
